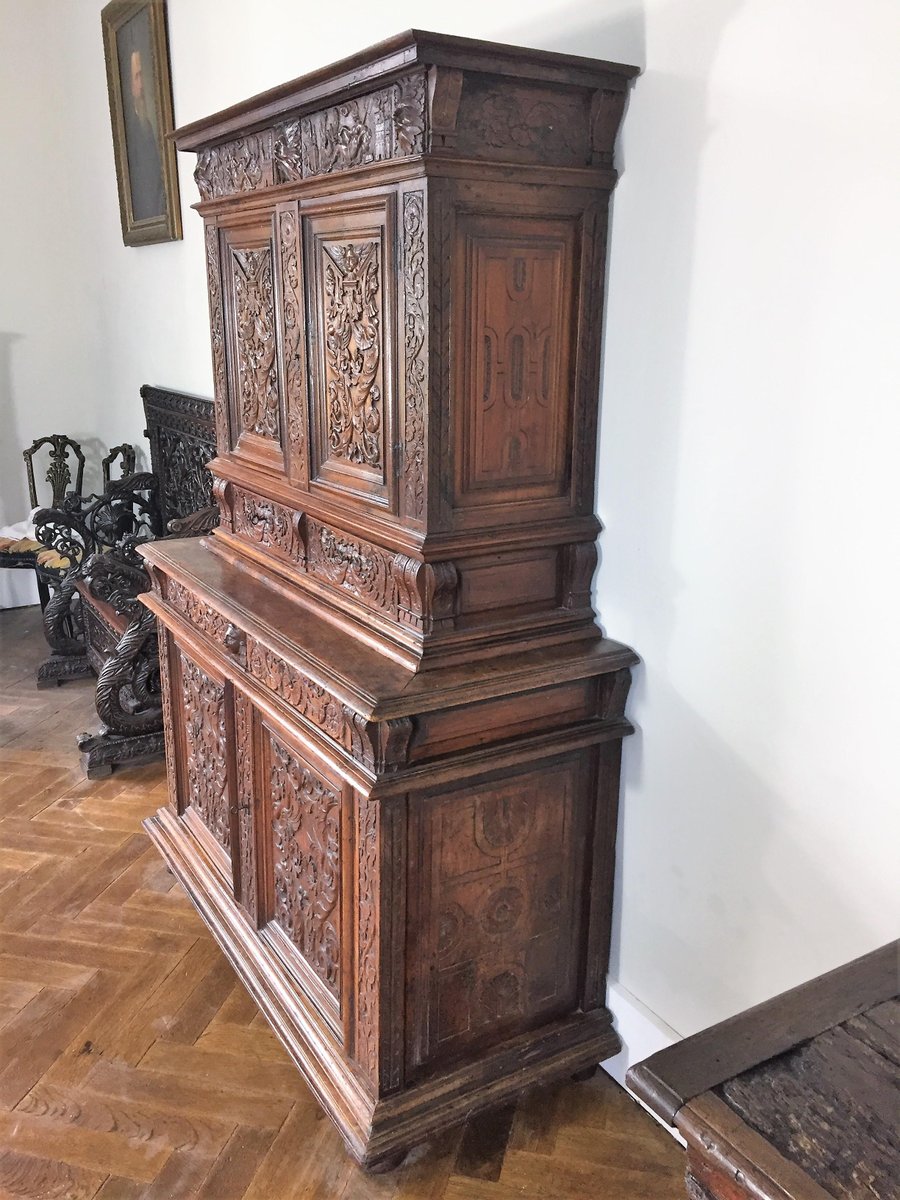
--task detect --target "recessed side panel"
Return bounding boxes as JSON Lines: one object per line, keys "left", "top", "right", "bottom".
{"left": 304, "top": 196, "right": 396, "bottom": 510}
{"left": 455, "top": 214, "right": 576, "bottom": 511}
{"left": 406, "top": 755, "right": 588, "bottom": 1077}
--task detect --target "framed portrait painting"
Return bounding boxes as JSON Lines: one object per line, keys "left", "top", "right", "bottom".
{"left": 101, "top": 0, "right": 182, "bottom": 246}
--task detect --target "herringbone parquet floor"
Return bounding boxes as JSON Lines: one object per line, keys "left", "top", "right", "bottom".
{"left": 0, "top": 604, "right": 686, "bottom": 1199}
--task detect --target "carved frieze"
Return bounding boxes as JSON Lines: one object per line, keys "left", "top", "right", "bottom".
{"left": 180, "top": 654, "right": 230, "bottom": 854}
{"left": 248, "top": 640, "right": 366, "bottom": 758}
{"left": 246, "top": 640, "right": 412, "bottom": 771}
{"left": 195, "top": 130, "right": 275, "bottom": 200}
{"left": 306, "top": 520, "right": 419, "bottom": 626}
{"left": 322, "top": 240, "right": 383, "bottom": 469}
{"left": 273, "top": 73, "right": 425, "bottom": 184}
{"left": 269, "top": 734, "right": 341, "bottom": 997}
{"left": 231, "top": 247, "right": 281, "bottom": 441}
{"left": 402, "top": 191, "right": 427, "bottom": 520}
{"left": 232, "top": 488, "right": 303, "bottom": 562}
{"left": 455, "top": 80, "right": 589, "bottom": 166}
{"left": 165, "top": 579, "right": 237, "bottom": 656}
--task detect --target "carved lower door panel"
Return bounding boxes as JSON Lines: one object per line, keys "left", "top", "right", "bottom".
{"left": 170, "top": 643, "right": 233, "bottom": 875}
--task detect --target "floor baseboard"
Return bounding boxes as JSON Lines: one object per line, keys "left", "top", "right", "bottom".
{"left": 602, "top": 980, "right": 687, "bottom": 1144}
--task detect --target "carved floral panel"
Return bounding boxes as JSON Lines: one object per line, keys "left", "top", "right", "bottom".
{"left": 180, "top": 653, "right": 230, "bottom": 854}
{"left": 321, "top": 239, "right": 383, "bottom": 470}
{"left": 230, "top": 247, "right": 281, "bottom": 441}
{"left": 268, "top": 732, "right": 341, "bottom": 998}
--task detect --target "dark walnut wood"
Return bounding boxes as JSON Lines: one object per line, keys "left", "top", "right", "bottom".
{"left": 139, "top": 30, "right": 639, "bottom": 1170}
{"left": 628, "top": 941, "right": 900, "bottom": 1200}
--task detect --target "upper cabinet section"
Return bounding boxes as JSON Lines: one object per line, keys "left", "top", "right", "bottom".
{"left": 177, "top": 31, "right": 638, "bottom": 203}
{"left": 183, "top": 33, "right": 637, "bottom": 663}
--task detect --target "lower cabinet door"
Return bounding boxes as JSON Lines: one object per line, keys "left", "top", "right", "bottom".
{"left": 170, "top": 642, "right": 234, "bottom": 874}
{"left": 237, "top": 702, "right": 348, "bottom": 1041}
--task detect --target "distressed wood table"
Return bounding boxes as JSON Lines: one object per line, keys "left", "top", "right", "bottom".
{"left": 627, "top": 940, "right": 899, "bottom": 1200}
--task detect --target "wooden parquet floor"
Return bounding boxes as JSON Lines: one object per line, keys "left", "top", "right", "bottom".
{"left": 0, "top": 605, "right": 687, "bottom": 1199}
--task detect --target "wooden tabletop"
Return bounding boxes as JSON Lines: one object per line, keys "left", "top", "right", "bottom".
{"left": 627, "top": 940, "right": 899, "bottom": 1200}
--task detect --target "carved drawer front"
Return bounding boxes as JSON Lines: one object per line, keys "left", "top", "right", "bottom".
{"left": 454, "top": 212, "right": 577, "bottom": 513}
{"left": 304, "top": 196, "right": 395, "bottom": 510}
{"left": 258, "top": 720, "right": 344, "bottom": 1031}
{"left": 174, "top": 648, "right": 232, "bottom": 865}
{"left": 218, "top": 215, "right": 286, "bottom": 474}
{"left": 407, "top": 756, "right": 587, "bottom": 1076}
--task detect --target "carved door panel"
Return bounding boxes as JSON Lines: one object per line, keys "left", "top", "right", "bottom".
{"left": 256, "top": 716, "right": 346, "bottom": 1037}
{"left": 218, "top": 214, "right": 286, "bottom": 475}
{"left": 304, "top": 195, "right": 396, "bottom": 511}
{"left": 453, "top": 211, "right": 577, "bottom": 516}
{"left": 170, "top": 645, "right": 234, "bottom": 873}
{"left": 406, "top": 756, "right": 589, "bottom": 1077}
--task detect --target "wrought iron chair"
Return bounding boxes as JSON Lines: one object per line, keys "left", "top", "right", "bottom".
{"left": 0, "top": 436, "right": 134, "bottom": 610}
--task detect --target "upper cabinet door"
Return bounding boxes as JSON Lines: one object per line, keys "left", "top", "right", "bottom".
{"left": 215, "top": 213, "right": 287, "bottom": 476}
{"left": 303, "top": 193, "right": 396, "bottom": 512}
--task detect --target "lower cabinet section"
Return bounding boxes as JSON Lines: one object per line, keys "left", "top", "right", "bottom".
{"left": 150, "top": 600, "right": 633, "bottom": 1169}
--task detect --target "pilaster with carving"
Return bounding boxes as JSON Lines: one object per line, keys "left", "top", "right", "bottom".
{"left": 401, "top": 190, "right": 427, "bottom": 523}
{"left": 277, "top": 202, "right": 308, "bottom": 485}
{"left": 204, "top": 222, "right": 230, "bottom": 454}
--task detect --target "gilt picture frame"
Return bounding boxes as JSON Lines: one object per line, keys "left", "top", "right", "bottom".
{"left": 101, "top": 0, "right": 182, "bottom": 246}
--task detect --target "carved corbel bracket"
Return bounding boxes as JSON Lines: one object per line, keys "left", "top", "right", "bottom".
{"left": 590, "top": 87, "right": 629, "bottom": 167}
{"left": 356, "top": 715, "right": 415, "bottom": 774}
{"left": 560, "top": 541, "right": 599, "bottom": 611}
{"left": 427, "top": 66, "right": 464, "bottom": 151}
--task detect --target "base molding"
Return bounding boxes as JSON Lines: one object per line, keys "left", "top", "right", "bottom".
{"left": 79, "top": 728, "right": 165, "bottom": 778}
{"left": 144, "top": 805, "right": 622, "bottom": 1169}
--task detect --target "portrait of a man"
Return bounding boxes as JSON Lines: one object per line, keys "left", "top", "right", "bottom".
{"left": 102, "top": 0, "right": 181, "bottom": 245}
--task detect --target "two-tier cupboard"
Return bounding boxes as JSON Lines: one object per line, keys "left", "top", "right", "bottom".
{"left": 140, "top": 30, "right": 639, "bottom": 1170}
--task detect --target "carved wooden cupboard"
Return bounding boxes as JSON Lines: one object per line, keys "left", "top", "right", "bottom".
{"left": 139, "top": 31, "right": 639, "bottom": 1170}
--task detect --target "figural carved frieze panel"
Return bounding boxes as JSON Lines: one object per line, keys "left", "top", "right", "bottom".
{"left": 230, "top": 246, "right": 281, "bottom": 441}
{"left": 179, "top": 652, "right": 231, "bottom": 855}
{"left": 267, "top": 731, "right": 341, "bottom": 999}
{"left": 274, "top": 74, "right": 425, "bottom": 183}
{"left": 194, "top": 75, "right": 426, "bottom": 202}
{"left": 457, "top": 217, "right": 575, "bottom": 507}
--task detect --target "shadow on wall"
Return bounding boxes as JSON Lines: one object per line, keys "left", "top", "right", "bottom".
{"left": 503, "top": 0, "right": 878, "bottom": 1029}
{"left": 610, "top": 669, "right": 880, "bottom": 1035}
{"left": 0, "top": 333, "right": 27, "bottom": 527}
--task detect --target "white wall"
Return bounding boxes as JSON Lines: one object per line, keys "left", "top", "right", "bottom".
{"left": 2, "top": 0, "right": 898, "bottom": 1051}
